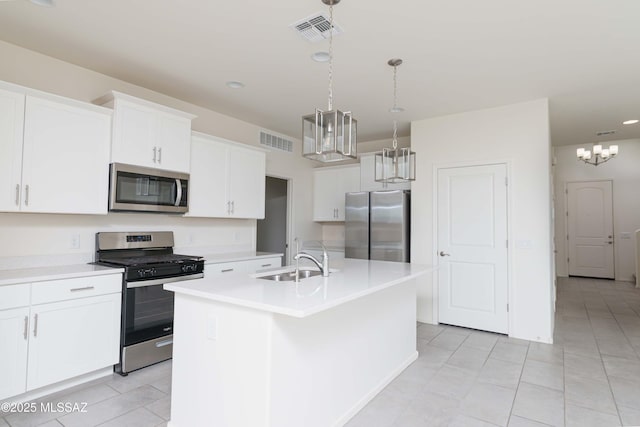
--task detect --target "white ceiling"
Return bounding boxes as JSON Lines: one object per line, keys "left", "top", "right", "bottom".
{"left": 0, "top": 0, "right": 639, "bottom": 146}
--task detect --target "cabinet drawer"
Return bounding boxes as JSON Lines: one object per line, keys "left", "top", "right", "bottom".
{"left": 31, "top": 274, "right": 122, "bottom": 305}
{"left": 0, "top": 284, "right": 30, "bottom": 311}
{"left": 243, "top": 257, "right": 282, "bottom": 273}
{"left": 205, "top": 261, "right": 246, "bottom": 275}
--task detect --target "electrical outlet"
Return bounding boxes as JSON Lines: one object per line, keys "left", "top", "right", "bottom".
{"left": 70, "top": 234, "right": 80, "bottom": 249}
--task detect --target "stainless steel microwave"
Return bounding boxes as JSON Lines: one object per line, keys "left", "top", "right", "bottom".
{"left": 109, "top": 163, "right": 189, "bottom": 213}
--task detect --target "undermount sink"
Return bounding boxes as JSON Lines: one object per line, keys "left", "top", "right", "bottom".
{"left": 257, "top": 269, "right": 323, "bottom": 282}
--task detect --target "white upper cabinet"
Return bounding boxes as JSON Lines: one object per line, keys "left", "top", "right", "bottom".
{"left": 100, "top": 91, "right": 195, "bottom": 173}
{"left": 188, "top": 132, "right": 266, "bottom": 219}
{"left": 21, "top": 96, "right": 111, "bottom": 214}
{"left": 0, "top": 87, "right": 25, "bottom": 212}
{"left": 0, "top": 81, "right": 111, "bottom": 215}
{"left": 313, "top": 164, "right": 360, "bottom": 222}
{"left": 359, "top": 153, "right": 411, "bottom": 192}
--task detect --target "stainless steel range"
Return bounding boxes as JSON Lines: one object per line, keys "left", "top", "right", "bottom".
{"left": 95, "top": 231, "right": 204, "bottom": 375}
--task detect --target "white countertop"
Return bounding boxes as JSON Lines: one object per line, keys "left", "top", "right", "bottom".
{"left": 196, "top": 251, "right": 283, "bottom": 264}
{"left": 165, "top": 258, "right": 433, "bottom": 318}
{"left": 0, "top": 264, "right": 123, "bottom": 286}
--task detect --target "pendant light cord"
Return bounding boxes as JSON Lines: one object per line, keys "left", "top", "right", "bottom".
{"left": 392, "top": 64, "right": 398, "bottom": 149}
{"left": 328, "top": 4, "right": 334, "bottom": 111}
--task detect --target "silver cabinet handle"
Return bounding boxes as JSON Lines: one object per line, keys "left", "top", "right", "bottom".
{"left": 33, "top": 313, "right": 38, "bottom": 337}
{"left": 153, "top": 147, "right": 157, "bottom": 163}
{"left": 15, "top": 184, "right": 20, "bottom": 206}
{"left": 226, "top": 201, "right": 231, "bottom": 214}
{"left": 174, "top": 179, "right": 183, "bottom": 207}
{"left": 231, "top": 200, "right": 235, "bottom": 214}
{"left": 155, "top": 338, "right": 173, "bottom": 348}
{"left": 70, "top": 286, "right": 95, "bottom": 292}
{"left": 23, "top": 315, "right": 28, "bottom": 340}
{"left": 158, "top": 147, "right": 162, "bottom": 164}
{"left": 221, "top": 268, "right": 234, "bottom": 273}
{"left": 261, "top": 264, "right": 272, "bottom": 267}
{"left": 336, "top": 208, "right": 339, "bottom": 218}
{"left": 439, "top": 251, "right": 450, "bottom": 257}
{"left": 24, "top": 185, "right": 29, "bottom": 206}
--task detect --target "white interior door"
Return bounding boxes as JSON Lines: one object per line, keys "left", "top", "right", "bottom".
{"left": 567, "top": 181, "right": 614, "bottom": 279}
{"left": 437, "top": 163, "right": 509, "bottom": 334}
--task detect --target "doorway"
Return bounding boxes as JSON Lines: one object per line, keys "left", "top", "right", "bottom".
{"left": 257, "top": 176, "right": 289, "bottom": 262}
{"left": 436, "top": 163, "right": 509, "bottom": 334}
{"left": 567, "top": 180, "right": 614, "bottom": 279}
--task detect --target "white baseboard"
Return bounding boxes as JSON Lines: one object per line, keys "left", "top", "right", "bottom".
{"left": 5, "top": 367, "right": 113, "bottom": 404}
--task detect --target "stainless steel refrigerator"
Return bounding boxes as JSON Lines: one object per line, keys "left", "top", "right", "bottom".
{"left": 345, "top": 190, "right": 410, "bottom": 262}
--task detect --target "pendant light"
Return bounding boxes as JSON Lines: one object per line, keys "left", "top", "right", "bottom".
{"left": 302, "top": 0, "right": 357, "bottom": 162}
{"left": 375, "top": 59, "right": 416, "bottom": 183}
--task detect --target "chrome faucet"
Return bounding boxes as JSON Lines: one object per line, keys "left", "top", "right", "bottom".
{"left": 293, "top": 241, "right": 330, "bottom": 277}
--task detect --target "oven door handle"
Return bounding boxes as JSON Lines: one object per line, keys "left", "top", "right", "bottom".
{"left": 174, "top": 179, "right": 183, "bottom": 207}
{"left": 125, "top": 273, "right": 204, "bottom": 288}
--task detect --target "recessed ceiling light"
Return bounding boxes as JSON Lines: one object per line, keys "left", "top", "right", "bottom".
{"left": 226, "top": 81, "right": 244, "bottom": 89}
{"left": 311, "top": 52, "right": 330, "bottom": 62}
{"left": 623, "top": 119, "right": 639, "bottom": 125}
{"left": 30, "top": 0, "right": 55, "bottom": 7}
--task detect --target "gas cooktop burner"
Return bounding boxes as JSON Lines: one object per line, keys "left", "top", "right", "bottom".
{"left": 99, "top": 253, "right": 203, "bottom": 267}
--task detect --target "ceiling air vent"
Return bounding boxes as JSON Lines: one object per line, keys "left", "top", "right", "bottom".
{"left": 260, "top": 131, "right": 293, "bottom": 153}
{"left": 290, "top": 12, "right": 343, "bottom": 43}
{"left": 596, "top": 130, "right": 616, "bottom": 136}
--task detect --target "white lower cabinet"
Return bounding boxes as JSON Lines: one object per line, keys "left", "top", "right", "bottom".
{"left": 0, "top": 274, "right": 122, "bottom": 400}
{"left": 26, "top": 293, "right": 121, "bottom": 391}
{"left": 0, "top": 307, "right": 29, "bottom": 400}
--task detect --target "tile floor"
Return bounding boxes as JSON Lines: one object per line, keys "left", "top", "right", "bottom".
{"left": 2, "top": 276, "right": 639, "bottom": 427}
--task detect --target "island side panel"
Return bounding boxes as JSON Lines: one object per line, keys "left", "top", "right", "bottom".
{"left": 169, "top": 293, "right": 272, "bottom": 427}
{"left": 268, "top": 279, "right": 418, "bottom": 427}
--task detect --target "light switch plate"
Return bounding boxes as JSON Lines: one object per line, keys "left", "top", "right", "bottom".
{"left": 620, "top": 232, "right": 631, "bottom": 239}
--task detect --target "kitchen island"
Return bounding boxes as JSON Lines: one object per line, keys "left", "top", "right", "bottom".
{"left": 165, "top": 258, "right": 432, "bottom": 427}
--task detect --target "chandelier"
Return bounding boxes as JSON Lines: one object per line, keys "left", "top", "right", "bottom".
{"left": 302, "top": 0, "right": 357, "bottom": 162}
{"left": 576, "top": 144, "right": 619, "bottom": 166}
{"left": 375, "top": 59, "right": 415, "bottom": 183}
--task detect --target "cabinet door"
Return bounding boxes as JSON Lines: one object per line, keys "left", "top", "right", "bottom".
{"left": 313, "top": 165, "right": 360, "bottom": 222}
{"left": 26, "top": 293, "right": 121, "bottom": 391}
{"left": 313, "top": 168, "right": 339, "bottom": 221}
{"left": 0, "top": 307, "right": 29, "bottom": 400}
{"left": 187, "top": 135, "right": 229, "bottom": 217}
{"left": 228, "top": 146, "right": 266, "bottom": 219}
{"left": 360, "top": 154, "right": 411, "bottom": 192}
{"left": 111, "top": 100, "right": 157, "bottom": 168}
{"left": 21, "top": 96, "right": 111, "bottom": 214}
{"left": 334, "top": 165, "right": 361, "bottom": 221}
{"left": 157, "top": 113, "right": 191, "bottom": 173}
{"left": 0, "top": 88, "right": 25, "bottom": 212}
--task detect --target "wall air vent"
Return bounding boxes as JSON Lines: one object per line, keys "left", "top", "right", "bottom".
{"left": 290, "top": 12, "right": 343, "bottom": 43}
{"left": 260, "top": 131, "right": 293, "bottom": 153}
{"left": 596, "top": 130, "right": 617, "bottom": 136}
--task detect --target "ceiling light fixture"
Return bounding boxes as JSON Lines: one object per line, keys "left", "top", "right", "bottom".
{"left": 623, "top": 119, "right": 639, "bottom": 125}
{"left": 576, "top": 143, "right": 619, "bottom": 166}
{"left": 302, "top": 0, "right": 357, "bottom": 162}
{"left": 29, "top": 0, "right": 55, "bottom": 7}
{"left": 226, "top": 81, "right": 245, "bottom": 89}
{"left": 311, "top": 52, "right": 330, "bottom": 62}
{"left": 374, "top": 59, "right": 415, "bottom": 183}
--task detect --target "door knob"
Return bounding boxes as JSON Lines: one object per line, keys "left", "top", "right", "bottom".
{"left": 439, "top": 251, "right": 450, "bottom": 257}
{"left": 606, "top": 241, "right": 613, "bottom": 244}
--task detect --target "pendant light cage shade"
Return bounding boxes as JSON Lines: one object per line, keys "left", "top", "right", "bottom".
{"left": 374, "top": 147, "right": 416, "bottom": 183}
{"left": 302, "top": 109, "right": 357, "bottom": 162}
